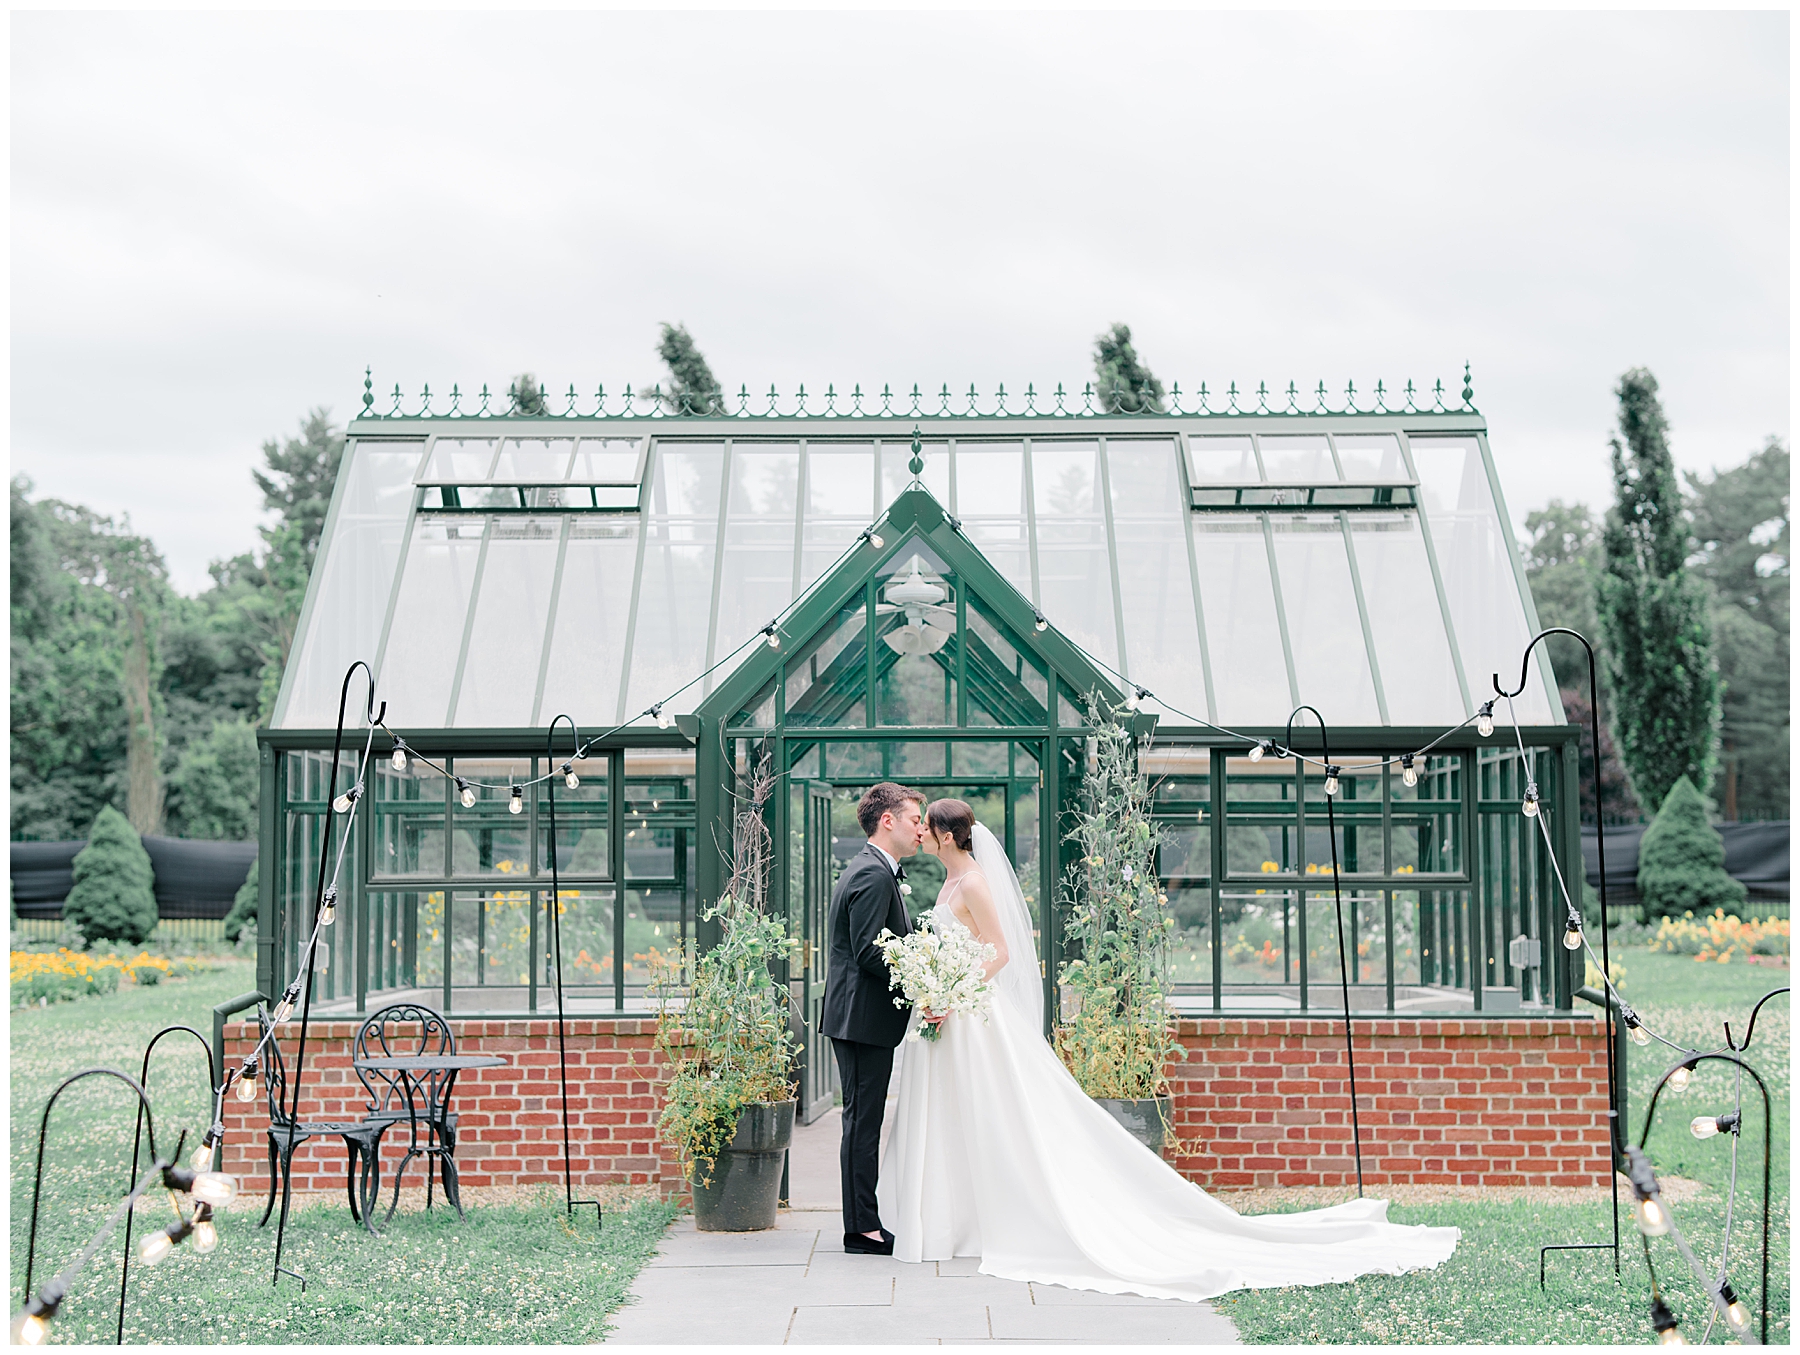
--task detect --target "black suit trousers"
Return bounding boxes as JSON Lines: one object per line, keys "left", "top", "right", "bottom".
{"left": 832, "top": 1037, "right": 893, "bottom": 1235}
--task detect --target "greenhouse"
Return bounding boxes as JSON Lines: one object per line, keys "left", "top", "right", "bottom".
{"left": 260, "top": 381, "right": 1581, "bottom": 1115}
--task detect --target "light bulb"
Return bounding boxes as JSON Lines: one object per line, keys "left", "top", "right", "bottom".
{"left": 509, "top": 787, "right": 524, "bottom": 815}
{"left": 868, "top": 531, "right": 884, "bottom": 549}
{"left": 1125, "top": 691, "right": 1140, "bottom": 713}
{"left": 332, "top": 789, "right": 353, "bottom": 814}
{"left": 653, "top": 705, "right": 673, "bottom": 729}
{"left": 1477, "top": 703, "right": 1495, "bottom": 738}
{"left": 390, "top": 744, "right": 408, "bottom": 772}
{"left": 1630, "top": 1022, "right": 1650, "bottom": 1047}
{"left": 765, "top": 627, "right": 781, "bottom": 649}
{"left": 235, "top": 1067, "right": 257, "bottom": 1103}
{"left": 193, "top": 1218, "right": 218, "bottom": 1254}
{"left": 320, "top": 889, "right": 336, "bottom": 926}
{"left": 458, "top": 778, "right": 477, "bottom": 809}
{"left": 139, "top": 1229, "right": 176, "bottom": 1266}
{"left": 1562, "top": 919, "right": 1583, "bottom": 951}
{"left": 1033, "top": 610, "right": 1048, "bottom": 633}
{"left": 1635, "top": 1196, "right": 1671, "bottom": 1237}
{"left": 190, "top": 1172, "right": 238, "bottom": 1207}
{"left": 1522, "top": 788, "right": 1539, "bottom": 818}
{"left": 1668, "top": 1064, "right": 1692, "bottom": 1093}
{"left": 15, "top": 1310, "right": 49, "bottom": 1346}
{"left": 1247, "top": 741, "right": 1264, "bottom": 763}
{"left": 1719, "top": 1282, "right": 1751, "bottom": 1336}
{"left": 563, "top": 764, "right": 580, "bottom": 790}
{"left": 1401, "top": 755, "right": 1418, "bottom": 788}
{"left": 273, "top": 996, "right": 294, "bottom": 1024}
{"left": 1651, "top": 1295, "right": 1685, "bottom": 1345}
{"left": 191, "top": 1140, "right": 215, "bottom": 1172}
{"left": 1690, "top": 1115, "right": 1720, "bottom": 1140}
{"left": 1323, "top": 767, "right": 1341, "bottom": 797}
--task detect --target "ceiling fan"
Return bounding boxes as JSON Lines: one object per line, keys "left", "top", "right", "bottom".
{"left": 878, "top": 556, "right": 956, "bottom": 656}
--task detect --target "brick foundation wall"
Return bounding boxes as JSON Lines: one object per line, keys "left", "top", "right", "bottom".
{"left": 1167, "top": 1017, "right": 1612, "bottom": 1189}
{"left": 219, "top": 1014, "right": 1610, "bottom": 1201}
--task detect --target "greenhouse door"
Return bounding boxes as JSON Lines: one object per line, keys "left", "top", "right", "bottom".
{"left": 798, "top": 782, "right": 839, "bottom": 1123}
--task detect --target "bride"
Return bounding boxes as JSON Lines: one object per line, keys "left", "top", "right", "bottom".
{"left": 877, "top": 798, "right": 1460, "bottom": 1302}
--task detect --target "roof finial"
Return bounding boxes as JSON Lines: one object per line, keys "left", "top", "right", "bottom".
{"left": 1461, "top": 361, "right": 1474, "bottom": 408}
{"left": 908, "top": 425, "right": 924, "bottom": 480}
{"left": 362, "top": 367, "right": 373, "bottom": 413}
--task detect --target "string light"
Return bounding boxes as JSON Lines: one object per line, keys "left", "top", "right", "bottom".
{"left": 331, "top": 784, "right": 361, "bottom": 814}
{"left": 192, "top": 1206, "right": 219, "bottom": 1255}
{"left": 860, "top": 526, "right": 884, "bottom": 550}
{"left": 1476, "top": 701, "right": 1495, "bottom": 737}
{"left": 458, "top": 777, "right": 477, "bottom": 809}
{"left": 509, "top": 786, "right": 525, "bottom": 815}
{"left": 1650, "top": 1295, "right": 1686, "bottom": 1345}
{"left": 320, "top": 885, "right": 337, "bottom": 926}
{"left": 272, "top": 984, "right": 300, "bottom": 1024}
{"left": 652, "top": 702, "right": 673, "bottom": 729}
{"left": 1689, "top": 1110, "right": 1739, "bottom": 1141}
{"left": 1521, "top": 782, "right": 1539, "bottom": 818}
{"left": 164, "top": 1161, "right": 239, "bottom": 1208}
{"left": 563, "top": 763, "right": 580, "bottom": 790}
{"left": 1125, "top": 686, "right": 1147, "bottom": 713}
{"left": 1620, "top": 1003, "right": 1651, "bottom": 1047}
{"left": 234, "top": 1062, "right": 258, "bottom": 1103}
{"left": 1627, "top": 1148, "right": 1671, "bottom": 1236}
{"left": 1717, "top": 1281, "right": 1752, "bottom": 1338}
{"left": 12, "top": 1293, "right": 56, "bottom": 1346}
{"left": 138, "top": 1217, "right": 192, "bottom": 1266}
{"left": 1323, "top": 766, "right": 1341, "bottom": 797}
{"left": 1668, "top": 1061, "right": 1694, "bottom": 1093}
{"left": 1033, "top": 609, "right": 1048, "bottom": 633}
{"left": 1247, "top": 738, "right": 1272, "bottom": 763}
{"left": 389, "top": 739, "right": 409, "bottom": 772}
{"left": 1401, "top": 753, "right": 1418, "bottom": 787}
{"left": 763, "top": 623, "right": 781, "bottom": 649}
{"left": 1562, "top": 909, "right": 1584, "bottom": 951}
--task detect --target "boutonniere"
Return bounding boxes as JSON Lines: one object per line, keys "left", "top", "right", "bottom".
{"left": 899, "top": 882, "right": 913, "bottom": 897}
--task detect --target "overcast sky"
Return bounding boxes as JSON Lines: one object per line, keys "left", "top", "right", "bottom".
{"left": 12, "top": 9, "right": 1789, "bottom": 595}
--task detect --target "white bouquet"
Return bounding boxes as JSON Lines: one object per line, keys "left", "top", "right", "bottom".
{"left": 875, "top": 918, "right": 995, "bottom": 1043}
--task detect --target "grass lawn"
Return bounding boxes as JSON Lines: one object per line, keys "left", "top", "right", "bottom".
{"left": 1220, "top": 946, "right": 1790, "bottom": 1345}
{"left": 10, "top": 957, "right": 676, "bottom": 1344}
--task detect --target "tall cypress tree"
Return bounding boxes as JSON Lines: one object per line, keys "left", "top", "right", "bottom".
{"left": 657, "top": 323, "right": 723, "bottom": 415}
{"left": 1092, "top": 323, "right": 1165, "bottom": 414}
{"left": 1595, "top": 369, "right": 1721, "bottom": 810}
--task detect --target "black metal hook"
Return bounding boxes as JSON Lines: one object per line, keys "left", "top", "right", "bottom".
{"left": 1724, "top": 986, "right": 1789, "bottom": 1053}
{"left": 1282, "top": 704, "right": 1331, "bottom": 763}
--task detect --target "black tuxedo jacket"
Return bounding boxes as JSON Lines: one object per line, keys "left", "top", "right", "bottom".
{"left": 820, "top": 842, "right": 914, "bottom": 1047}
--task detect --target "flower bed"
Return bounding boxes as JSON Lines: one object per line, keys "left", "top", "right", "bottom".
{"left": 1648, "top": 909, "right": 1789, "bottom": 963}
{"left": 9, "top": 947, "right": 187, "bottom": 1005}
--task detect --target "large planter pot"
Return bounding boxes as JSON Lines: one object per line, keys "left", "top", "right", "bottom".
{"left": 691, "top": 1099, "right": 797, "bottom": 1232}
{"left": 1096, "top": 1095, "right": 1174, "bottom": 1156}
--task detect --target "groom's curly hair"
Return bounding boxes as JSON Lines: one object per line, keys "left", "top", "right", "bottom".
{"left": 857, "top": 782, "right": 924, "bottom": 837}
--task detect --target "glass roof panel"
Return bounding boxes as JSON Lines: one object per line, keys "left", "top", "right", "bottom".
{"left": 570, "top": 437, "right": 642, "bottom": 483}
{"left": 1268, "top": 514, "right": 1380, "bottom": 722}
{"left": 799, "top": 442, "right": 875, "bottom": 583}
{"left": 1191, "top": 517, "right": 1292, "bottom": 724}
{"left": 1107, "top": 439, "right": 1207, "bottom": 706}
{"left": 537, "top": 519, "right": 636, "bottom": 726}
{"left": 378, "top": 516, "right": 486, "bottom": 726}
{"left": 1188, "top": 435, "right": 1259, "bottom": 484}
{"left": 1347, "top": 512, "right": 1465, "bottom": 724}
{"left": 626, "top": 442, "right": 724, "bottom": 717}
{"left": 419, "top": 438, "right": 498, "bottom": 483}
{"left": 716, "top": 445, "right": 800, "bottom": 667}
{"left": 1258, "top": 434, "right": 1336, "bottom": 483}
{"left": 1410, "top": 437, "right": 1554, "bottom": 722}
{"left": 1032, "top": 441, "right": 1118, "bottom": 672}
{"left": 952, "top": 442, "right": 1032, "bottom": 595}
{"left": 1333, "top": 433, "right": 1410, "bottom": 483}
{"left": 489, "top": 438, "right": 575, "bottom": 483}
{"left": 451, "top": 517, "right": 563, "bottom": 726}
{"left": 279, "top": 441, "right": 422, "bottom": 727}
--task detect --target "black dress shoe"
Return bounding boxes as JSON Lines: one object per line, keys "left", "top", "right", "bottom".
{"left": 843, "top": 1230, "right": 895, "bottom": 1255}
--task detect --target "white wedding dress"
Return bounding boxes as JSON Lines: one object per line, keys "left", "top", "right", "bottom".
{"left": 877, "top": 823, "right": 1459, "bottom": 1302}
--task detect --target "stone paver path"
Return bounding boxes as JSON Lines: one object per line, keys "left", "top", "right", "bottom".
{"left": 605, "top": 1103, "right": 1239, "bottom": 1345}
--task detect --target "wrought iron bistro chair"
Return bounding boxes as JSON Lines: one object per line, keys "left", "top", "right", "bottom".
{"left": 352, "top": 1003, "right": 461, "bottom": 1208}
{"left": 255, "top": 1006, "right": 386, "bottom": 1232}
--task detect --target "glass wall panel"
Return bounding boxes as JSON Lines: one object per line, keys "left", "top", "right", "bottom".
{"left": 1348, "top": 513, "right": 1465, "bottom": 725}
{"left": 415, "top": 888, "right": 449, "bottom": 993}
{"left": 281, "top": 443, "right": 423, "bottom": 727}
{"left": 1410, "top": 437, "right": 1555, "bottom": 722}
{"left": 786, "top": 604, "right": 869, "bottom": 728}
{"left": 449, "top": 757, "right": 533, "bottom": 876}
{"left": 880, "top": 440, "right": 950, "bottom": 506}
{"left": 453, "top": 517, "right": 563, "bottom": 726}
{"left": 1191, "top": 517, "right": 1292, "bottom": 723}
{"left": 1106, "top": 439, "right": 1207, "bottom": 709}
{"left": 628, "top": 443, "right": 724, "bottom": 715}
{"left": 1187, "top": 435, "right": 1258, "bottom": 484}
{"left": 952, "top": 442, "right": 1033, "bottom": 596}
{"left": 544, "top": 887, "right": 615, "bottom": 992}
{"left": 538, "top": 520, "right": 636, "bottom": 726}
{"left": 717, "top": 445, "right": 801, "bottom": 663}
{"left": 1268, "top": 515, "right": 1380, "bottom": 723}
{"left": 1220, "top": 890, "right": 1295, "bottom": 988}
{"left": 570, "top": 438, "right": 642, "bottom": 483}
{"left": 379, "top": 515, "right": 485, "bottom": 728}
{"left": 372, "top": 758, "right": 446, "bottom": 879}
{"left": 801, "top": 442, "right": 876, "bottom": 581}
{"left": 491, "top": 438, "right": 575, "bottom": 482}
{"left": 363, "top": 890, "right": 418, "bottom": 997}
{"left": 536, "top": 765, "right": 610, "bottom": 878}
{"left": 1258, "top": 435, "right": 1335, "bottom": 483}
{"left": 419, "top": 439, "right": 497, "bottom": 483}
{"left": 964, "top": 602, "right": 1048, "bottom": 727}
{"left": 1333, "top": 434, "right": 1408, "bottom": 482}
{"left": 1031, "top": 441, "right": 1117, "bottom": 670}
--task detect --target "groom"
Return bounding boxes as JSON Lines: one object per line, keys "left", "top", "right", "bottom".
{"left": 820, "top": 782, "right": 924, "bottom": 1256}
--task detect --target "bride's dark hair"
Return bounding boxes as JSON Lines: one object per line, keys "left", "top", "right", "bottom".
{"left": 926, "top": 798, "right": 976, "bottom": 853}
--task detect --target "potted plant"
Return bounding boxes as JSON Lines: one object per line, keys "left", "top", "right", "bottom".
{"left": 653, "top": 765, "right": 799, "bottom": 1230}
{"left": 1054, "top": 697, "right": 1183, "bottom": 1154}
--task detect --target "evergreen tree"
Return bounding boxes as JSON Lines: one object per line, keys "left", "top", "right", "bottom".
{"left": 1636, "top": 775, "right": 1748, "bottom": 921}
{"left": 657, "top": 323, "right": 724, "bottom": 415}
{"left": 64, "top": 804, "right": 159, "bottom": 946}
{"left": 510, "top": 373, "right": 549, "bottom": 416}
{"left": 1092, "top": 323, "right": 1165, "bottom": 415}
{"left": 1595, "top": 369, "right": 1721, "bottom": 810}
{"left": 223, "top": 858, "right": 259, "bottom": 945}
{"left": 251, "top": 409, "right": 345, "bottom": 559}
{"left": 165, "top": 718, "right": 259, "bottom": 839}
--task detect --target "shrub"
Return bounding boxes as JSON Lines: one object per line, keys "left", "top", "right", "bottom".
{"left": 1636, "top": 776, "right": 1748, "bottom": 922}
{"left": 63, "top": 805, "right": 158, "bottom": 946}
{"left": 223, "top": 858, "right": 259, "bottom": 944}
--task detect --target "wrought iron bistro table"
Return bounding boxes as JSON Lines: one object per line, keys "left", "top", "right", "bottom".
{"left": 351, "top": 1053, "right": 509, "bottom": 1224}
